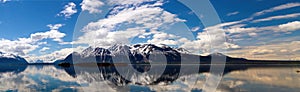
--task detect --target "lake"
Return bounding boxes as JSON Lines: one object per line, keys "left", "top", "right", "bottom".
{"left": 0, "top": 64, "right": 299, "bottom": 92}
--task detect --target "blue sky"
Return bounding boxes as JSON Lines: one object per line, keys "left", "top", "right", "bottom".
{"left": 0, "top": 0, "right": 300, "bottom": 62}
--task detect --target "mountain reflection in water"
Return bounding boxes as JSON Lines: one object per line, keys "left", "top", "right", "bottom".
{"left": 0, "top": 64, "right": 299, "bottom": 92}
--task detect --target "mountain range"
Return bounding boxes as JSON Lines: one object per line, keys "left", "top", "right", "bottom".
{"left": 55, "top": 44, "right": 249, "bottom": 65}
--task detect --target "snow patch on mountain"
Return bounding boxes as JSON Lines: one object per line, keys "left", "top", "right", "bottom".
{"left": 108, "top": 44, "right": 132, "bottom": 55}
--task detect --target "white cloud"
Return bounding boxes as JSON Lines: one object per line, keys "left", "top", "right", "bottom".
{"left": 201, "top": 3, "right": 300, "bottom": 31}
{"left": 231, "top": 3, "right": 300, "bottom": 22}
{"left": 278, "top": 21, "right": 300, "bottom": 32}
{"left": 80, "top": 0, "right": 104, "bottom": 14}
{"left": 39, "top": 47, "right": 50, "bottom": 53}
{"left": 226, "top": 11, "right": 239, "bottom": 16}
{"left": 47, "top": 24, "right": 63, "bottom": 30}
{"left": 253, "top": 3, "right": 300, "bottom": 17}
{"left": 180, "top": 27, "right": 232, "bottom": 54}
{"left": 26, "top": 46, "right": 85, "bottom": 63}
{"left": 253, "top": 13, "right": 300, "bottom": 23}
{"left": 0, "top": 24, "right": 66, "bottom": 60}
{"left": 31, "top": 24, "right": 66, "bottom": 42}
{"left": 58, "top": 2, "right": 77, "bottom": 18}
{"left": 0, "top": 39, "right": 39, "bottom": 56}
{"left": 214, "top": 21, "right": 300, "bottom": 37}
{"left": 92, "top": 28, "right": 146, "bottom": 48}
{"left": 75, "top": 1, "right": 184, "bottom": 48}
{"left": 147, "top": 32, "right": 180, "bottom": 45}
{"left": 191, "top": 26, "right": 200, "bottom": 32}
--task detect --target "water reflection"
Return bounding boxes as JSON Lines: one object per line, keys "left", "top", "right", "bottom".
{"left": 0, "top": 64, "right": 27, "bottom": 74}
{"left": 0, "top": 65, "right": 80, "bottom": 91}
{"left": 0, "top": 64, "right": 299, "bottom": 91}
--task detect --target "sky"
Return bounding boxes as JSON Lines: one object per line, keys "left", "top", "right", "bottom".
{"left": 0, "top": 0, "right": 300, "bottom": 63}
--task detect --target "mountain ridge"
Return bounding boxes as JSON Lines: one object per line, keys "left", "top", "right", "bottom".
{"left": 0, "top": 51, "right": 28, "bottom": 64}
{"left": 56, "top": 44, "right": 248, "bottom": 65}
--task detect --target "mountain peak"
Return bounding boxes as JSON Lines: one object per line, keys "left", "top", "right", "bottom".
{"left": 108, "top": 44, "right": 131, "bottom": 55}
{"left": 81, "top": 47, "right": 111, "bottom": 57}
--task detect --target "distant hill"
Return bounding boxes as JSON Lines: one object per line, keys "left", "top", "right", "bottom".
{"left": 0, "top": 52, "right": 28, "bottom": 65}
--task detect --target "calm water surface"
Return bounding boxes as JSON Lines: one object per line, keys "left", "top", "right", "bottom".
{"left": 0, "top": 64, "right": 299, "bottom": 92}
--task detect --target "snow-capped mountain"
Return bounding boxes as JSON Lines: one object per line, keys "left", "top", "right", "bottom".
{"left": 130, "top": 44, "right": 181, "bottom": 63}
{"left": 58, "top": 44, "right": 251, "bottom": 65}
{"left": 62, "top": 47, "right": 113, "bottom": 64}
{"left": 132, "top": 44, "right": 178, "bottom": 56}
{"left": 61, "top": 44, "right": 183, "bottom": 64}
{"left": 81, "top": 47, "right": 112, "bottom": 58}
{"left": 0, "top": 51, "right": 28, "bottom": 64}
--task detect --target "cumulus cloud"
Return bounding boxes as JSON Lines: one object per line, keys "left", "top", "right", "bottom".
{"left": 0, "top": 39, "right": 39, "bottom": 56}
{"left": 80, "top": 0, "right": 104, "bottom": 14}
{"left": 75, "top": 1, "right": 184, "bottom": 48}
{"left": 58, "top": 2, "right": 77, "bottom": 18}
{"left": 278, "top": 21, "right": 300, "bottom": 32}
{"left": 0, "top": 24, "right": 66, "bottom": 59}
{"left": 26, "top": 46, "right": 85, "bottom": 63}
{"left": 147, "top": 32, "right": 180, "bottom": 45}
{"left": 31, "top": 24, "right": 66, "bottom": 42}
{"left": 180, "top": 27, "right": 230, "bottom": 54}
